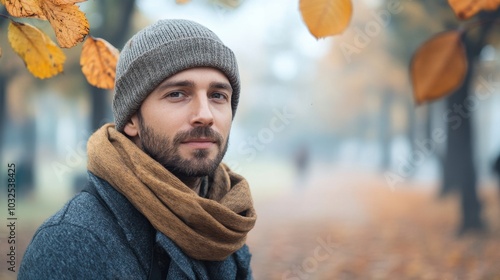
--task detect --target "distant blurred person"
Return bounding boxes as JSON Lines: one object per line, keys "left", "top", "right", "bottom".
{"left": 293, "top": 143, "right": 310, "bottom": 189}
{"left": 19, "top": 19, "right": 257, "bottom": 279}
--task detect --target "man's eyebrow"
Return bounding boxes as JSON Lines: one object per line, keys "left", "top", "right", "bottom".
{"left": 156, "top": 80, "right": 195, "bottom": 92}
{"left": 210, "top": 82, "right": 232, "bottom": 92}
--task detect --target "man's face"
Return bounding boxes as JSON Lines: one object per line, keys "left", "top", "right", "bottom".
{"left": 124, "top": 67, "right": 233, "bottom": 178}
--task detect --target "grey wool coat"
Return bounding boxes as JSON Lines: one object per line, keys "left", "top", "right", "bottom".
{"left": 18, "top": 172, "right": 253, "bottom": 280}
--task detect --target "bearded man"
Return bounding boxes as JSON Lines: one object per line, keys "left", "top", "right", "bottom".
{"left": 19, "top": 19, "right": 257, "bottom": 280}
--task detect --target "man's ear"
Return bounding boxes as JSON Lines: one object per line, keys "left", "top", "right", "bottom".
{"left": 123, "top": 113, "right": 140, "bottom": 138}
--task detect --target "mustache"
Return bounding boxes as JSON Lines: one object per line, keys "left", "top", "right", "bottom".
{"left": 173, "top": 126, "right": 224, "bottom": 146}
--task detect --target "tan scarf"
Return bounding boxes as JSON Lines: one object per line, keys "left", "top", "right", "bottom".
{"left": 87, "top": 123, "right": 257, "bottom": 261}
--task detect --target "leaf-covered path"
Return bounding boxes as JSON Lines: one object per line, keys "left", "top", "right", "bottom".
{"left": 247, "top": 169, "right": 500, "bottom": 279}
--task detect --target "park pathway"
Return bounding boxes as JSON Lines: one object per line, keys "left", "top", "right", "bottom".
{"left": 247, "top": 167, "right": 500, "bottom": 280}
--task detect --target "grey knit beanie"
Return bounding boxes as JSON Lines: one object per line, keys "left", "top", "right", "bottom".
{"left": 112, "top": 19, "right": 240, "bottom": 132}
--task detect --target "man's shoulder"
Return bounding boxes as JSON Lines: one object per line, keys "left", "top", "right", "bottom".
{"left": 26, "top": 191, "right": 124, "bottom": 257}
{"left": 18, "top": 193, "right": 114, "bottom": 279}
{"left": 18, "top": 192, "right": 147, "bottom": 279}
{"left": 41, "top": 191, "right": 115, "bottom": 230}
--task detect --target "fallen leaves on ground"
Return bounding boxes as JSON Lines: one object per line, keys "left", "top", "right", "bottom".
{"left": 247, "top": 171, "right": 500, "bottom": 279}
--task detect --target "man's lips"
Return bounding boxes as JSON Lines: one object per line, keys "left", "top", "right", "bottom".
{"left": 181, "top": 138, "right": 217, "bottom": 149}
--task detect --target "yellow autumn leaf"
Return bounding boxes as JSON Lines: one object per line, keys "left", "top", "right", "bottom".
{"left": 39, "top": 0, "right": 89, "bottom": 48}
{"left": 8, "top": 21, "right": 66, "bottom": 79}
{"left": 175, "top": 0, "right": 191, "bottom": 4}
{"left": 448, "top": 0, "right": 500, "bottom": 20}
{"left": 300, "top": 0, "right": 352, "bottom": 39}
{"left": 410, "top": 31, "right": 467, "bottom": 105}
{"left": 0, "top": 0, "right": 5, "bottom": 5}
{"left": 4, "top": 0, "right": 46, "bottom": 19}
{"left": 80, "top": 36, "right": 119, "bottom": 89}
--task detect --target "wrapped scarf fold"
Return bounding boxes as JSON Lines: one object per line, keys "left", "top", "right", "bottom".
{"left": 87, "top": 123, "right": 257, "bottom": 261}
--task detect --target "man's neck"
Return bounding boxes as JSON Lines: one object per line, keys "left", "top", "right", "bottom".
{"left": 177, "top": 175, "right": 202, "bottom": 194}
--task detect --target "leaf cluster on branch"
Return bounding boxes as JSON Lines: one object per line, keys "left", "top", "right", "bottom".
{"left": 295, "top": 0, "right": 500, "bottom": 41}
{"left": 3, "top": 0, "right": 499, "bottom": 95}
{"left": 294, "top": 0, "right": 500, "bottom": 104}
{"left": 0, "top": 0, "right": 118, "bottom": 89}
{"left": 411, "top": 0, "right": 500, "bottom": 104}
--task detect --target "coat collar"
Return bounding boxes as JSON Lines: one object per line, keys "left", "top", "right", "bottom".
{"left": 88, "top": 171, "right": 156, "bottom": 273}
{"left": 87, "top": 172, "right": 253, "bottom": 279}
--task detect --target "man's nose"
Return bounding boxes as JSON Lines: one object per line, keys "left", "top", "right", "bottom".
{"left": 190, "top": 95, "right": 214, "bottom": 127}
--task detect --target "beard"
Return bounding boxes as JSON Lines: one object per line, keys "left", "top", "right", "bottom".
{"left": 137, "top": 111, "right": 228, "bottom": 178}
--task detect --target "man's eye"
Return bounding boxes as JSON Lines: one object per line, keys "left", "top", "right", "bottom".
{"left": 166, "top": 91, "right": 185, "bottom": 98}
{"left": 211, "top": 92, "right": 227, "bottom": 100}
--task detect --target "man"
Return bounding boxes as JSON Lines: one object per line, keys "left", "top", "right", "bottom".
{"left": 19, "top": 19, "right": 257, "bottom": 279}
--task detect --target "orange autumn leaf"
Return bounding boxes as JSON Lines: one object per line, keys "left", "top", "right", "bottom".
{"left": 8, "top": 21, "right": 66, "bottom": 79}
{"left": 50, "top": 0, "right": 86, "bottom": 4}
{"left": 448, "top": 0, "right": 500, "bottom": 20}
{"left": 80, "top": 36, "right": 119, "bottom": 89}
{"left": 39, "top": 0, "right": 89, "bottom": 48}
{"left": 410, "top": 31, "right": 467, "bottom": 105}
{"left": 4, "top": 0, "right": 46, "bottom": 19}
{"left": 482, "top": 0, "right": 500, "bottom": 9}
{"left": 300, "top": 0, "right": 352, "bottom": 39}
{"left": 175, "top": 0, "right": 191, "bottom": 4}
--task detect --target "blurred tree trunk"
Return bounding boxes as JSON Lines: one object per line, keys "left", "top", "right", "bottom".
{"left": 0, "top": 6, "right": 36, "bottom": 197}
{"left": 403, "top": 95, "right": 418, "bottom": 177}
{"left": 87, "top": 0, "right": 136, "bottom": 131}
{"left": 379, "top": 91, "right": 392, "bottom": 171}
{"left": 0, "top": 74, "right": 6, "bottom": 164}
{"left": 441, "top": 10, "right": 500, "bottom": 233}
{"left": 18, "top": 118, "right": 36, "bottom": 196}
{"left": 443, "top": 60, "right": 482, "bottom": 232}
{"left": 406, "top": 96, "right": 417, "bottom": 169}
{"left": 0, "top": 5, "right": 11, "bottom": 172}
